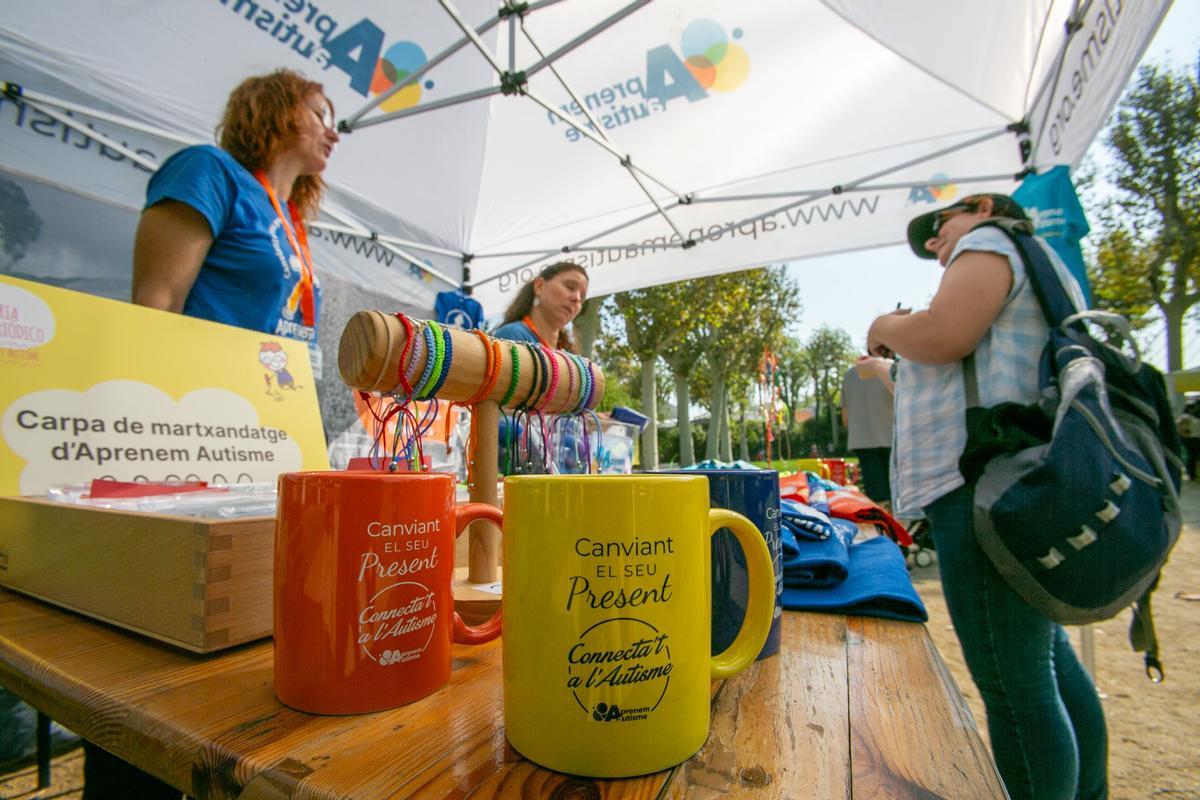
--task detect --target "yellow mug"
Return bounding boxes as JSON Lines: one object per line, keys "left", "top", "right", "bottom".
{"left": 502, "top": 474, "right": 774, "bottom": 777}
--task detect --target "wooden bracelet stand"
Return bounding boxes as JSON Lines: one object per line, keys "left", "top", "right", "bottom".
{"left": 337, "top": 310, "right": 606, "bottom": 622}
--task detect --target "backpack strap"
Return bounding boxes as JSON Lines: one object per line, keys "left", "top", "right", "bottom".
{"left": 1130, "top": 584, "right": 1165, "bottom": 682}
{"left": 974, "top": 218, "right": 1081, "bottom": 328}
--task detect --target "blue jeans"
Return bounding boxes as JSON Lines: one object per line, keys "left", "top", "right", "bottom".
{"left": 924, "top": 485, "right": 1108, "bottom": 800}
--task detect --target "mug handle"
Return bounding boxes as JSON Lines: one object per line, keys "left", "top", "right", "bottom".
{"left": 708, "top": 508, "right": 774, "bottom": 680}
{"left": 450, "top": 502, "right": 504, "bottom": 645}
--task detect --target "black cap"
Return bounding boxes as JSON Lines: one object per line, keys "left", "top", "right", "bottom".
{"left": 906, "top": 193, "right": 1028, "bottom": 259}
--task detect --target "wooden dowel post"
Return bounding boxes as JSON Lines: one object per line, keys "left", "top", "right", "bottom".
{"left": 338, "top": 310, "right": 606, "bottom": 586}
{"left": 468, "top": 401, "right": 501, "bottom": 583}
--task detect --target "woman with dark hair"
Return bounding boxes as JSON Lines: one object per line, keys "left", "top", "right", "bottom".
{"left": 492, "top": 262, "right": 589, "bottom": 353}
{"left": 131, "top": 68, "right": 338, "bottom": 370}
{"left": 867, "top": 194, "right": 1105, "bottom": 800}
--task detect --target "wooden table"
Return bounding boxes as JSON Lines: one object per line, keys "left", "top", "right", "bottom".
{"left": 0, "top": 588, "right": 1007, "bottom": 799}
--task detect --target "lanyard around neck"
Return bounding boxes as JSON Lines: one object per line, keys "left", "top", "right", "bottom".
{"left": 254, "top": 171, "right": 316, "bottom": 327}
{"left": 522, "top": 314, "right": 552, "bottom": 347}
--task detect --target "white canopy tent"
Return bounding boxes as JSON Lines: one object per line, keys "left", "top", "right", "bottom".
{"left": 0, "top": 0, "right": 1169, "bottom": 315}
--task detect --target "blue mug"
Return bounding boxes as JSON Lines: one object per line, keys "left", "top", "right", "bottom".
{"left": 654, "top": 468, "right": 783, "bottom": 659}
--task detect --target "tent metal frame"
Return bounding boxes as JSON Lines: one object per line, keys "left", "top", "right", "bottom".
{"left": 5, "top": 0, "right": 1113, "bottom": 300}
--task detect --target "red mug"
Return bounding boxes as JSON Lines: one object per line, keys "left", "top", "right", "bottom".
{"left": 273, "top": 471, "right": 501, "bottom": 714}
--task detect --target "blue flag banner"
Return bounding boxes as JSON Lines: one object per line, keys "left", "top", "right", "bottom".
{"left": 1013, "top": 165, "right": 1092, "bottom": 305}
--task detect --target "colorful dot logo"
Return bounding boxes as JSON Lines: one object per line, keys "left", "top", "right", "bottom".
{"left": 928, "top": 173, "right": 958, "bottom": 202}
{"left": 681, "top": 19, "right": 749, "bottom": 93}
{"left": 370, "top": 41, "right": 433, "bottom": 112}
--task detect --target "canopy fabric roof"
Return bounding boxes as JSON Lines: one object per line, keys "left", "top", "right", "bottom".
{"left": 0, "top": 0, "right": 1169, "bottom": 314}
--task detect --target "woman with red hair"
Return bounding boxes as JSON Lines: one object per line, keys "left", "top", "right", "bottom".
{"left": 132, "top": 69, "right": 338, "bottom": 370}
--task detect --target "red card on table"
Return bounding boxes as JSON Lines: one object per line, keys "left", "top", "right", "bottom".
{"left": 88, "top": 479, "right": 212, "bottom": 499}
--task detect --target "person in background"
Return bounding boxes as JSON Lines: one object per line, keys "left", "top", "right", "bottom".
{"left": 131, "top": 68, "right": 338, "bottom": 375}
{"left": 492, "top": 262, "right": 588, "bottom": 353}
{"left": 1175, "top": 400, "right": 1200, "bottom": 480}
{"left": 840, "top": 355, "right": 894, "bottom": 507}
{"left": 867, "top": 194, "right": 1105, "bottom": 800}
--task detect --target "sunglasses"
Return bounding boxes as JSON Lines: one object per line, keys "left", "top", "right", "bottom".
{"left": 931, "top": 202, "right": 976, "bottom": 235}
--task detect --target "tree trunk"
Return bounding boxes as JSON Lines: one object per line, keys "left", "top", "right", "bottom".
{"left": 705, "top": 372, "right": 726, "bottom": 460}
{"left": 829, "top": 394, "right": 840, "bottom": 451}
{"left": 1165, "top": 307, "right": 1184, "bottom": 373}
{"left": 738, "top": 401, "right": 750, "bottom": 462}
{"left": 675, "top": 373, "right": 695, "bottom": 467}
{"left": 639, "top": 357, "right": 659, "bottom": 469}
{"left": 574, "top": 297, "right": 603, "bottom": 359}
{"left": 721, "top": 387, "right": 733, "bottom": 463}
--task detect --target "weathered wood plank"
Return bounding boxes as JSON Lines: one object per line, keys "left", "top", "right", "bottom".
{"left": 663, "top": 612, "right": 851, "bottom": 800}
{"left": 0, "top": 589, "right": 1005, "bottom": 800}
{"left": 846, "top": 617, "right": 1008, "bottom": 799}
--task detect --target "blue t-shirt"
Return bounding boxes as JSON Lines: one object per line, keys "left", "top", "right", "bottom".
{"left": 492, "top": 319, "right": 541, "bottom": 344}
{"left": 1013, "top": 165, "right": 1091, "bottom": 305}
{"left": 146, "top": 145, "right": 321, "bottom": 346}
{"left": 435, "top": 290, "right": 484, "bottom": 330}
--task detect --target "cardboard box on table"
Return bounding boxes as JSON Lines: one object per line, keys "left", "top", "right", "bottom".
{"left": 0, "top": 276, "right": 329, "bottom": 652}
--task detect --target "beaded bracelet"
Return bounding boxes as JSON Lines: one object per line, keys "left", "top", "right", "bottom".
{"left": 412, "top": 322, "right": 439, "bottom": 399}
{"left": 427, "top": 325, "right": 454, "bottom": 398}
{"left": 536, "top": 345, "right": 561, "bottom": 413}
{"left": 499, "top": 344, "right": 521, "bottom": 407}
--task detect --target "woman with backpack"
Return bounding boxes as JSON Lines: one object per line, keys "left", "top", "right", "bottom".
{"left": 866, "top": 194, "right": 1106, "bottom": 800}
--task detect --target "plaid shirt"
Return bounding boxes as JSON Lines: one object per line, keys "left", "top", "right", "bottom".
{"left": 890, "top": 226, "right": 1086, "bottom": 518}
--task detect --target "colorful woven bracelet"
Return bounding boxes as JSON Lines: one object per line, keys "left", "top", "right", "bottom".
{"left": 404, "top": 328, "right": 427, "bottom": 395}
{"left": 393, "top": 313, "right": 416, "bottom": 397}
{"left": 536, "top": 345, "right": 561, "bottom": 413}
{"left": 563, "top": 350, "right": 577, "bottom": 411}
{"left": 569, "top": 353, "right": 591, "bottom": 414}
{"left": 517, "top": 343, "right": 542, "bottom": 410}
{"left": 465, "top": 331, "right": 500, "bottom": 405}
{"left": 412, "top": 323, "right": 438, "bottom": 399}
{"left": 499, "top": 344, "right": 521, "bottom": 407}
{"left": 428, "top": 325, "right": 455, "bottom": 398}
{"left": 583, "top": 360, "right": 599, "bottom": 409}
{"left": 527, "top": 343, "right": 550, "bottom": 411}
{"left": 417, "top": 321, "right": 446, "bottom": 399}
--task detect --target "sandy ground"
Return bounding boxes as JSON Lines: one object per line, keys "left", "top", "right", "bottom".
{"left": 909, "top": 481, "right": 1200, "bottom": 800}
{"left": 3, "top": 487, "right": 1199, "bottom": 799}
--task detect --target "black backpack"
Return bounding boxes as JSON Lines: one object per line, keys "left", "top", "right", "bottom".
{"left": 959, "top": 219, "right": 1183, "bottom": 680}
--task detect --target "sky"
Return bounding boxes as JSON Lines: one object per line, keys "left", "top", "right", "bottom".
{"left": 787, "top": 1, "right": 1200, "bottom": 366}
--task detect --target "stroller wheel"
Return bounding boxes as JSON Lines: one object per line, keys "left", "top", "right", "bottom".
{"left": 914, "top": 549, "right": 934, "bottom": 568}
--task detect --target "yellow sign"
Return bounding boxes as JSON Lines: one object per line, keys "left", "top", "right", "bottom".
{"left": 0, "top": 275, "right": 329, "bottom": 495}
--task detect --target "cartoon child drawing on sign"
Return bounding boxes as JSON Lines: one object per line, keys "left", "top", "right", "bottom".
{"left": 259, "top": 342, "right": 299, "bottom": 399}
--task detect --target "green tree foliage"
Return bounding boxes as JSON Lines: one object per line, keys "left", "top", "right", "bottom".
{"left": 1090, "top": 57, "right": 1199, "bottom": 370}
{"left": 0, "top": 176, "right": 43, "bottom": 269}
{"left": 801, "top": 325, "right": 855, "bottom": 450}
{"left": 611, "top": 283, "right": 695, "bottom": 468}
{"left": 698, "top": 267, "right": 800, "bottom": 461}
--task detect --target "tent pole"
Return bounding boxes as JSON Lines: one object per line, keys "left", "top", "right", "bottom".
{"left": 345, "top": 85, "right": 503, "bottom": 130}
{"left": 3, "top": 85, "right": 200, "bottom": 146}
{"left": 8, "top": 96, "right": 159, "bottom": 171}
{"left": 522, "top": 0, "right": 654, "bottom": 80}
{"left": 437, "top": 0, "right": 507, "bottom": 75}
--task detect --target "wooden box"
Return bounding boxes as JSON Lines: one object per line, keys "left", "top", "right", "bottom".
{"left": 0, "top": 496, "right": 274, "bottom": 653}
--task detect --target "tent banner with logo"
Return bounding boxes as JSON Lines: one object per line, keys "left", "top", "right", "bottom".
{"left": 0, "top": 0, "right": 1169, "bottom": 314}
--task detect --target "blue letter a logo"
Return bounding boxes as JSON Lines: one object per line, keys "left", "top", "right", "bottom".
{"left": 645, "top": 45, "right": 708, "bottom": 106}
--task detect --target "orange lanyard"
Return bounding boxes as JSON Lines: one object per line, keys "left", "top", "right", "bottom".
{"left": 254, "top": 171, "right": 316, "bottom": 327}
{"left": 522, "top": 315, "right": 551, "bottom": 347}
